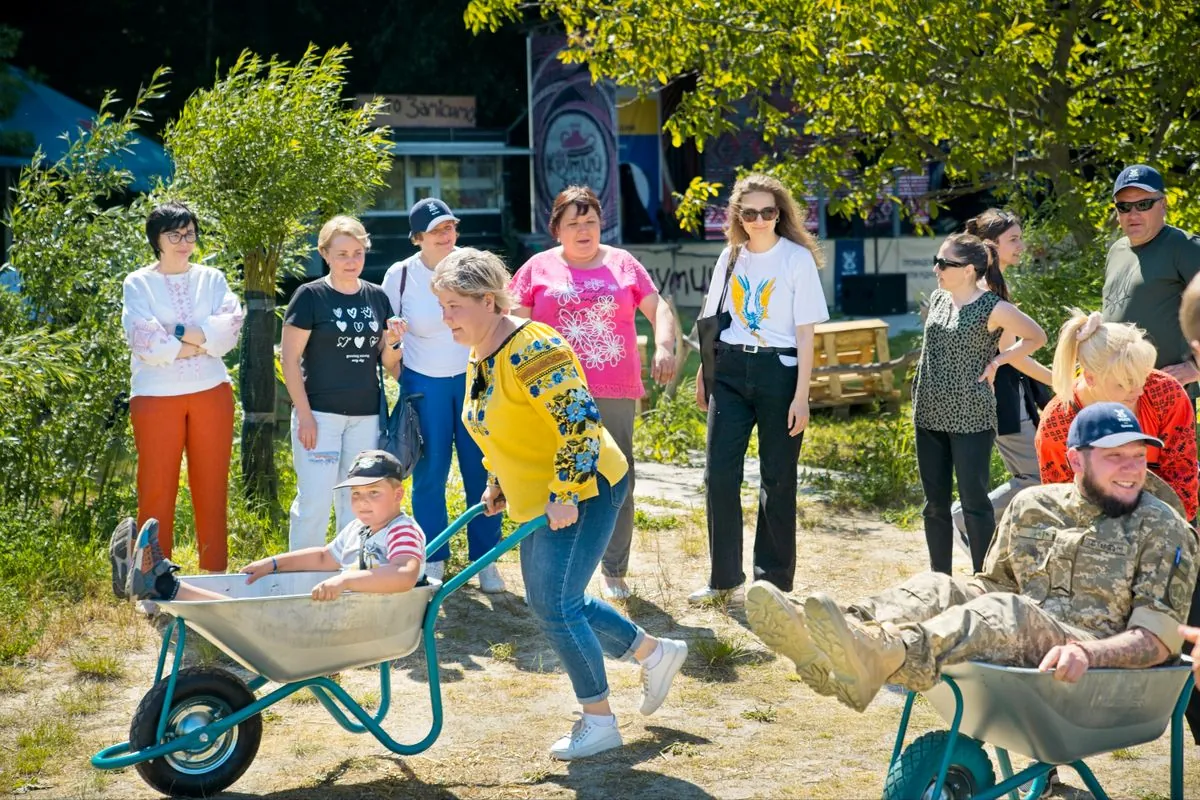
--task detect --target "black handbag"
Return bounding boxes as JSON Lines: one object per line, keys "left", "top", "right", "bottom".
{"left": 377, "top": 265, "right": 423, "bottom": 478}
{"left": 696, "top": 245, "right": 739, "bottom": 401}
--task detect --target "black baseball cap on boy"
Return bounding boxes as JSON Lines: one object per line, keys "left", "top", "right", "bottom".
{"left": 333, "top": 450, "right": 405, "bottom": 488}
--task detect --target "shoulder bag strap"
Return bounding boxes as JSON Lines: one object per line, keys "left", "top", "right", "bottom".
{"left": 705, "top": 245, "right": 740, "bottom": 315}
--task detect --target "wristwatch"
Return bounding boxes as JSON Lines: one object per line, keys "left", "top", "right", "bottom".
{"left": 174, "top": 324, "right": 186, "bottom": 339}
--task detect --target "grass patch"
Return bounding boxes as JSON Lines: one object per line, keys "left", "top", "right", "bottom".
{"left": 693, "top": 635, "right": 754, "bottom": 671}
{"left": 488, "top": 641, "right": 516, "bottom": 662}
{"left": 740, "top": 705, "right": 778, "bottom": 723}
{"left": 660, "top": 741, "right": 701, "bottom": 759}
{"left": 69, "top": 648, "right": 124, "bottom": 681}
{"left": 679, "top": 529, "right": 707, "bottom": 559}
{"left": 634, "top": 508, "right": 681, "bottom": 531}
{"left": 57, "top": 682, "right": 110, "bottom": 716}
{"left": 11, "top": 719, "right": 78, "bottom": 783}
{"left": 354, "top": 689, "right": 380, "bottom": 709}
{"left": 0, "top": 664, "right": 25, "bottom": 694}
{"left": 1110, "top": 747, "right": 1139, "bottom": 761}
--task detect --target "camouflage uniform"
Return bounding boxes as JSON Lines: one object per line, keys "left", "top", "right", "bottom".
{"left": 846, "top": 483, "right": 1198, "bottom": 692}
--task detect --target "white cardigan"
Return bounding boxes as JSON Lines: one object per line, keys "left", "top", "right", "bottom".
{"left": 121, "top": 264, "right": 244, "bottom": 398}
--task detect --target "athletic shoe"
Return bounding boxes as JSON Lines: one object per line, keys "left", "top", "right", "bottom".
{"left": 686, "top": 585, "right": 744, "bottom": 608}
{"left": 640, "top": 638, "right": 688, "bottom": 715}
{"left": 477, "top": 563, "right": 506, "bottom": 594}
{"left": 108, "top": 517, "right": 135, "bottom": 599}
{"left": 549, "top": 713, "right": 622, "bottom": 760}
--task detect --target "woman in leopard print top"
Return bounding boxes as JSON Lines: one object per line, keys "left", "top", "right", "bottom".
{"left": 911, "top": 233, "right": 1046, "bottom": 575}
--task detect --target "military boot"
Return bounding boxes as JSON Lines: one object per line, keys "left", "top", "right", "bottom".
{"left": 746, "top": 581, "right": 836, "bottom": 696}
{"left": 804, "top": 592, "right": 905, "bottom": 712}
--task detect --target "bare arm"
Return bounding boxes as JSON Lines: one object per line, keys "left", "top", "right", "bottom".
{"left": 1039, "top": 627, "right": 1170, "bottom": 682}
{"left": 280, "top": 324, "right": 314, "bottom": 416}
{"left": 242, "top": 546, "right": 339, "bottom": 584}
{"left": 786, "top": 323, "right": 816, "bottom": 436}
{"left": 638, "top": 293, "right": 677, "bottom": 384}
{"left": 980, "top": 301, "right": 1048, "bottom": 383}
{"left": 311, "top": 556, "right": 422, "bottom": 600}
{"left": 512, "top": 305, "right": 531, "bottom": 319}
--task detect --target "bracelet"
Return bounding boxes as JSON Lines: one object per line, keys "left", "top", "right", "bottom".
{"left": 271, "top": 556, "right": 278, "bottom": 574}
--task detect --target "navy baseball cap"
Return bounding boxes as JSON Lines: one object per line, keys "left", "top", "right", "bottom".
{"left": 1112, "top": 165, "right": 1165, "bottom": 198}
{"left": 408, "top": 198, "right": 460, "bottom": 236}
{"left": 1067, "top": 402, "right": 1163, "bottom": 450}
{"left": 333, "top": 450, "right": 405, "bottom": 488}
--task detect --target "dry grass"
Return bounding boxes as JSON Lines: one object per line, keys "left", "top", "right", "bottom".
{"left": 2, "top": 482, "right": 1197, "bottom": 799}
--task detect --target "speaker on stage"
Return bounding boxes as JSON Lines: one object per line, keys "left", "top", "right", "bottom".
{"left": 840, "top": 274, "right": 908, "bottom": 316}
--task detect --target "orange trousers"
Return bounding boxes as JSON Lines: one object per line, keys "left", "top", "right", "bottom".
{"left": 130, "top": 382, "right": 234, "bottom": 572}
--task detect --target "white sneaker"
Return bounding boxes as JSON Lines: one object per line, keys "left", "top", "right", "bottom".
{"left": 477, "top": 563, "right": 506, "bottom": 594}
{"left": 687, "top": 585, "right": 744, "bottom": 607}
{"left": 425, "top": 561, "right": 445, "bottom": 582}
{"left": 600, "top": 576, "right": 631, "bottom": 600}
{"left": 549, "top": 713, "right": 622, "bottom": 760}
{"left": 640, "top": 638, "right": 688, "bottom": 715}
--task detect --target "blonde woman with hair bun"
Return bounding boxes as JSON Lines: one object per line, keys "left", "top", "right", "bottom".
{"left": 1034, "top": 309, "right": 1197, "bottom": 519}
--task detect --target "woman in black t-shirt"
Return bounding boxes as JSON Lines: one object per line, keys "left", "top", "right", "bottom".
{"left": 282, "top": 216, "right": 404, "bottom": 551}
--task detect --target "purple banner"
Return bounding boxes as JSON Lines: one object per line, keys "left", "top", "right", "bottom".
{"left": 528, "top": 35, "right": 621, "bottom": 242}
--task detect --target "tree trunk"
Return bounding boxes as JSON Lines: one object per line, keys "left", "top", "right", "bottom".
{"left": 240, "top": 249, "right": 279, "bottom": 506}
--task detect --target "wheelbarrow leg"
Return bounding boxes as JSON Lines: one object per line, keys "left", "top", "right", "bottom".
{"left": 1068, "top": 761, "right": 1109, "bottom": 800}
{"left": 889, "top": 691, "right": 917, "bottom": 770}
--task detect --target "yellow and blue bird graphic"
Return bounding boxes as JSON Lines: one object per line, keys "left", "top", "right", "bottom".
{"left": 731, "top": 275, "right": 775, "bottom": 341}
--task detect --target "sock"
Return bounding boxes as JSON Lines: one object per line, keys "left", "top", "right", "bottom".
{"left": 583, "top": 712, "right": 616, "bottom": 727}
{"left": 152, "top": 565, "right": 181, "bottom": 601}
{"left": 639, "top": 641, "right": 664, "bottom": 669}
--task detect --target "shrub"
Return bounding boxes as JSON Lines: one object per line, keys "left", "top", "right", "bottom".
{"left": 634, "top": 377, "right": 706, "bottom": 465}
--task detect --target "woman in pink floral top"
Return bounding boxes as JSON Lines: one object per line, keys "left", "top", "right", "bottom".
{"left": 511, "top": 186, "right": 677, "bottom": 599}
{"left": 120, "top": 202, "right": 244, "bottom": 573}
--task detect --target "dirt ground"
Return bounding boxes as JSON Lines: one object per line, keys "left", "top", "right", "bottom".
{"left": 3, "top": 464, "right": 1197, "bottom": 799}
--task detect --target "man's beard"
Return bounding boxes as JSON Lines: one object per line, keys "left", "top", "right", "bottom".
{"left": 1080, "top": 472, "right": 1143, "bottom": 518}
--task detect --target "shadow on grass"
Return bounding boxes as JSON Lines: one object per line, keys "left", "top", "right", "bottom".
{"left": 549, "top": 725, "right": 717, "bottom": 799}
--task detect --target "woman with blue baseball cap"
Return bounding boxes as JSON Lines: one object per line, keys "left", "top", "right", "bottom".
{"left": 380, "top": 198, "right": 503, "bottom": 592}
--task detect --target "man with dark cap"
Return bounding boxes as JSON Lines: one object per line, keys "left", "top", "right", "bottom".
{"left": 1102, "top": 164, "right": 1200, "bottom": 390}
{"left": 747, "top": 403, "right": 1198, "bottom": 713}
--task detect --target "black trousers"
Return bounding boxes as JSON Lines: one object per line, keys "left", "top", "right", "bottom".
{"left": 704, "top": 348, "right": 804, "bottom": 592}
{"left": 1185, "top": 569, "right": 1200, "bottom": 743}
{"left": 915, "top": 426, "right": 997, "bottom": 575}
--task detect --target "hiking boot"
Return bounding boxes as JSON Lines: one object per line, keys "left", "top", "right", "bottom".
{"left": 804, "top": 592, "right": 905, "bottom": 712}
{"left": 477, "top": 563, "right": 506, "bottom": 594}
{"left": 126, "top": 519, "right": 180, "bottom": 601}
{"left": 745, "top": 581, "right": 836, "bottom": 697}
{"left": 687, "top": 585, "right": 744, "bottom": 608}
{"left": 639, "top": 638, "right": 688, "bottom": 715}
{"left": 549, "top": 713, "right": 623, "bottom": 760}
{"left": 108, "top": 517, "right": 136, "bottom": 599}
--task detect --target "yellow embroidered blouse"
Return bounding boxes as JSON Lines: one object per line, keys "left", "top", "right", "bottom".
{"left": 462, "top": 320, "right": 628, "bottom": 523}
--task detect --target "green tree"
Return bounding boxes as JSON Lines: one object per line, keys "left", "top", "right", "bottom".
{"left": 1, "top": 69, "right": 168, "bottom": 542}
{"left": 164, "top": 44, "right": 392, "bottom": 504}
{"left": 466, "top": 0, "right": 1200, "bottom": 243}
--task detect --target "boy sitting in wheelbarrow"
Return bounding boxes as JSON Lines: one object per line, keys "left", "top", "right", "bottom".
{"left": 109, "top": 450, "right": 426, "bottom": 604}
{"left": 748, "top": 403, "right": 1198, "bottom": 712}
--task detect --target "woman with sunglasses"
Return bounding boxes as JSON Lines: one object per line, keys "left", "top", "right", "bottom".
{"left": 690, "top": 174, "right": 828, "bottom": 607}
{"left": 432, "top": 247, "right": 687, "bottom": 760}
{"left": 381, "top": 198, "right": 503, "bottom": 592}
{"left": 510, "top": 186, "right": 677, "bottom": 600}
{"left": 911, "top": 233, "right": 1046, "bottom": 575}
{"left": 1035, "top": 309, "right": 1196, "bottom": 520}
{"left": 120, "top": 201, "right": 244, "bottom": 574}
{"left": 949, "top": 210, "right": 1052, "bottom": 545}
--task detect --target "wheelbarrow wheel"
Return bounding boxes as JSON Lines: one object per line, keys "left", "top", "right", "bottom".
{"left": 129, "top": 666, "right": 262, "bottom": 798}
{"left": 883, "top": 730, "right": 995, "bottom": 800}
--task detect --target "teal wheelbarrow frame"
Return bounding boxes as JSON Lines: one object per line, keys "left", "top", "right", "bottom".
{"left": 92, "top": 505, "right": 545, "bottom": 798}
{"left": 884, "top": 660, "right": 1195, "bottom": 800}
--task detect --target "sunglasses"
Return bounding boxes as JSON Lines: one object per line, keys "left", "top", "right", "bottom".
{"left": 1114, "top": 197, "right": 1162, "bottom": 214}
{"left": 740, "top": 206, "right": 779, "bottom": 222}
{"left": 470, "top": 362, "right": 488, "bottom": 401}
{"left": 933, "top": 256, "right": 970, "bottom": 270}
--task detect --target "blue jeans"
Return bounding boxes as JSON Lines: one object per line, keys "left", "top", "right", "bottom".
{"left": 520, "top": 473, "right": 645, "bottom": 704}
{"left": 402, "top": 369, "right": 501, "bottom": 562}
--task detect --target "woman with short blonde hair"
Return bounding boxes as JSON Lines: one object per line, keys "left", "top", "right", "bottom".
{"left": 1035, "top": 309, "right": 1196, "bottom": 518}
{"left": 281, "top": 215, "right": 404, "bottom": 550}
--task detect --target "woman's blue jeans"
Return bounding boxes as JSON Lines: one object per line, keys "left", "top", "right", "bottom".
{"left": 520, "top": 473, "right": 645, "bottom": 704}
{"left": 402, "top": 369, "right": 501, "bottom": 562}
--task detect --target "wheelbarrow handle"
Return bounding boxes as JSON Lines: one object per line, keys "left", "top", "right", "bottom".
{"left": 423, "top": 502, "right": 487, "bottom": 560}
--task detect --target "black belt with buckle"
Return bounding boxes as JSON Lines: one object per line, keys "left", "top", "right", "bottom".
{"left": 715, "top": 341, "right": 798, "bottom": 356}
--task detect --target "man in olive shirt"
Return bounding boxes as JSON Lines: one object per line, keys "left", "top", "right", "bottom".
{"left": 1102, "top": 164, "right": 1200, "bottom": 389}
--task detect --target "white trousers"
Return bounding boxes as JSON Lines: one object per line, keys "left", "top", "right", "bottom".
{"left": 288, "top": 409, "right": 380, "bottom": 551}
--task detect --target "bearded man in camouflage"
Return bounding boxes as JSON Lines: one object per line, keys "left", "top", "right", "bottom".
{"left": 748, "top": 402, "right": 1198, "bottom": 712}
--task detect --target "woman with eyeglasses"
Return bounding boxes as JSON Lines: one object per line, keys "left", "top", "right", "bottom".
{"left": 120, "top": 201, "right": 244, "bottom": 573}
{"left": 510, "top": 185, "right": 677, "bottom": 600}
{"left": 282, "top": 216, "right": 402, "bottom": 551}
{"left": 1035, "top": 309, "right": 1196, "bottom": 520}
{"left": 690, "top": 174, "right": 828, "bottom": 607}
{"left": 432, "top": 247, "right": 687, "bottom": 760}
{"left": 912, "top": 233, "right": 1046, "bottom": 575}
{"left": 949, "top": 210, "right": 1053, "bottom": 545}
{"left": 380, "top": 198, "right": 503, "bottom": 592}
